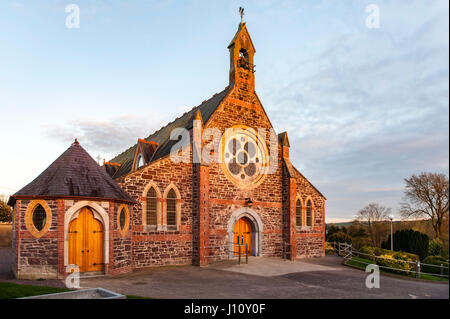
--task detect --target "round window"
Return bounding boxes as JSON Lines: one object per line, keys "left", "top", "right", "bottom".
{"left": 117, "top": 205, "right": 130, "bottom": 237}
{"left": 25, "top": 200, "right": 52, "bottom": 238}
{"left": 220, "top": 126, "right": 269, "bottom": 188}
{"left": 119, "top": 209, "right": 126, "bottom": 230}
{"left": 32, "top": 205, "right": 47, "bottom": 231}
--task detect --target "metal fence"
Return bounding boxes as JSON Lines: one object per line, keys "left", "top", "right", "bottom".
{"left": 327, "top": 242, "right": 449, "bottom": 279}
{"left": 203, "top": 242, "right": 249, "bottom": 264}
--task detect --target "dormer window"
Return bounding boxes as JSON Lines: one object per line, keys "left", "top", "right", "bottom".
{"left": 136, "top": 154, "right": 145, "bottom": 169}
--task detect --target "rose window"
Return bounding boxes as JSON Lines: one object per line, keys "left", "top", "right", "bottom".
{"left": 221, "top": 127, "right": 269, "bottom": 187}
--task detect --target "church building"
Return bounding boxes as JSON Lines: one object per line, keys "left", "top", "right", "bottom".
{"left": 8, "top": 21, "right": 326, "bottom": 279}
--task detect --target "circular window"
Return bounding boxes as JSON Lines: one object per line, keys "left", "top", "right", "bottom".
{"left": 119, "top": 209, "right": 126, "bottom": 230}
{"left": 25, "top": 200, "right": 52, "bottom": 238}
{"left": 117, "top": 204, "right": 130, "bottom": 237}
{"left": 32, "top": 205, "right": 47, "bottom": 231}
{"left": 220, "top": 126, "right": 269, "bottom": 188}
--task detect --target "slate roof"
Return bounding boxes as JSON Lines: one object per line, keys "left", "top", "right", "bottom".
{"left": 8, "top": 140, "right": 135, "bottom": 206}
{"left": 108, "top": 86, "right": 230, "bottom": 179}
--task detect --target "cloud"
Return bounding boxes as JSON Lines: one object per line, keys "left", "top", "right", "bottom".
{"left": 261, "top": 1, "right": 449, "bottom": 219}
{"left": 43, "top": 113, "right": 169, "bottom": 159}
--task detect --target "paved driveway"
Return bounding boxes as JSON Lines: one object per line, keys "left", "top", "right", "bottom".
{"left": 0, "top": 247, "right": 448, "bottom": 299}
{"left": 80, "top": 256, "right": 448, "bottom": 299}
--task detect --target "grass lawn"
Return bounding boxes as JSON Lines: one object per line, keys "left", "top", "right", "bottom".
{"left": 0, "top": 282, "right": 150, "bottom": 299}
{"left": 0, "top": 282, "right": 71, "bottom": 299}
{"left": 345, "top": 257, "right": 449, "bottom": 282}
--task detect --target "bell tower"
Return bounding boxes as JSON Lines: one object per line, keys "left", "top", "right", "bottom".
{"left": 228, "top": 10, "right": 256, "bottom": 92}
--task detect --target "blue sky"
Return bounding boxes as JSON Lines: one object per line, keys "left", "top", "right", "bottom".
{"left": 0, "top": 0, "right": 448, "bottom": 222}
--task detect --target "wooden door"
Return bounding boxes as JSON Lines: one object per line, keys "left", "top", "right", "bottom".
{"left": 233, "top": 218, "right": 252, "bottom": 256}
{"left": 68, "top": 207, "right": 104, "bottom": 273}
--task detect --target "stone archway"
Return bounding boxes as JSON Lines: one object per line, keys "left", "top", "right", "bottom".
{"left": 227, "top": 207, "right": 263, "bottom": 258}
{"left": 64, "top": 201, "right": 110, "bottom": 268}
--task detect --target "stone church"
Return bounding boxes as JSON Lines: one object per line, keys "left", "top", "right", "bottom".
{"left": 8, "top": 21, "right": 326, "bottom": 279}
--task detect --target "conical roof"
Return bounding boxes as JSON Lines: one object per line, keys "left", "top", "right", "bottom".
{"left": 8, "top": 140, "right": 135, "bottom": 205}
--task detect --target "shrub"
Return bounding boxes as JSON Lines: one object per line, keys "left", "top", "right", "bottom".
{"left": 376, "top": 254, "right": 415, "bottom": 274}
{"left": 382, "top": 229, "right": 429, "bottom": 260}
{"left": 422, "top": 256, "right": 449, "bottom": 276}
{"left": 327, "top": 232, "right": 352, "bottom": 244}
{"left": 358, "top": 246, "right": 419, "bottom": 275}
{"left": 428, "top": 239, "right": 444, "bottom": 257}
{"left": 0, "top": 200, "right": 12, "bottom": 223}
{"left": 325, "top": 242, "right": 335, "bottom": 255}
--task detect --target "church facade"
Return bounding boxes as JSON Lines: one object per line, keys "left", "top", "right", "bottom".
{"left": 8, "top": 22, "right": 326, "bottom": 280}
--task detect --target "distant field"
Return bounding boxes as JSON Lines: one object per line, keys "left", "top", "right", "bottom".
{"left": 0, "top": 224, "right": 12, "bottom": 247}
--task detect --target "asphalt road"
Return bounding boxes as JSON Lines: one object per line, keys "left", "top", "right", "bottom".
{"left": 0, "top": 247, "right": 448, "bottom": 299}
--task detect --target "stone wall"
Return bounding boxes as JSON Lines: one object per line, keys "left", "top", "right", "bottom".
{"left": 117, "top": 150, "right": 195, "bottom": 268}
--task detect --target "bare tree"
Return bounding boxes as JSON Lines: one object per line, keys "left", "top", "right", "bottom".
{"left": 356, "top": 203, "right": 391, "bottom": 247}
{"left": 400, "top": 173, "right": 449, "bottom": 240}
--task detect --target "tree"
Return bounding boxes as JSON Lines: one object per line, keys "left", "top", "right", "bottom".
{"left": 400, "top": 173, "right": 449, "bottom": 241}
{"left": 327, "top": 232, "right": 352, "bottom": 244}
{"left": 382, "top": 229, "right": 429, "bottom": 260}
{"left": 0, "top": 199, "right": 12, "bottom": 222}
{"left": 428, "top": 238, "right": 444, "bottom": 257}
{"left": 326, "top": 225, "right": 342, "bottom": 240}
{"left": 356, "top": 203, "right": 391, "bottom": 247}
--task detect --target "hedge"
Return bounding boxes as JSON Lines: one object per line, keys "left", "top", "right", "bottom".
{"left": 358, "top": 246, "right": 419, "bottom": 275}
{"left": 422, "top": 256, "right": 449, "bottom": 276}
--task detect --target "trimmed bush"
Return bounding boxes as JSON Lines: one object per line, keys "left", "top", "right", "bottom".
{"left": 422, "top": 256, "right": 449, "bottom": 276}
{"left": 358, "top": 246, "right": 419, "bottom": 275}
{"left": 327, "top": 232, "right": 352, "bottom": 244}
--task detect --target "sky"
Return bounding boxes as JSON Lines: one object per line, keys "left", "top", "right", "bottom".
{"left": 0, "top": 0, "right": 448, "bottom": 222}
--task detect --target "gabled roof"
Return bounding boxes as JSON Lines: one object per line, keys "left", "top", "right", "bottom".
{"left": 109, "top": 86, "right": 231, "bottom": 179}
{"left": 8, "top": 140, "right": 135, "bottom": 206}
{"left": 227, "top": 22, "right": 256, "bottom": 51}
{"left": 283, "top": 157, "right": 326, "bottom": 200}
{"left": 278, "top": 132, "right": 290, "bottom": 147}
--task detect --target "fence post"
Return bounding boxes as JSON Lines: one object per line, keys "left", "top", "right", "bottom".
{"left": 338, "top": 243, "right": 341, "bottom": 256}
{"left": 441, "top": 264, "right": 443, "bottom": 277}
{"left": 246, "top": 243, "right": 248, "bottom": 264}
{"left": 239, "top": 244, "right": 242, "bottom": 265}
{"left": 416, "top": 261, "right": 421, "bottom": 279}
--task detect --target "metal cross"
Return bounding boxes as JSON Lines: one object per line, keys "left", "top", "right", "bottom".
{"left": 239, "top": 7, "right": 245, "bottom": 23}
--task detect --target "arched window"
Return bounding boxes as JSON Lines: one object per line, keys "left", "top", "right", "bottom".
{"left": 306, "top": 200, "right": 313, "bottom": 227}
{"left": 32, "top": 204, "right": 47, "bottom": 231}
{"left": 146, "top": 187, "right": 157, "bottom": 226}
{"left": 296, "top": 199, "right": 302, "bottom": 227}
{"left": 166, "top": 189, "right": 177, "bottom": 227}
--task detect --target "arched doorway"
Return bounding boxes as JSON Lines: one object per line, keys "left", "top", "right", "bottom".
{"left": 227, "top": 207, "right": 263, "bottom": 258}
{"left": 68, "top": 207, "right": 104, "bottom": 273}
{"left": 233, "top": 217, "right": 252, "bottom": 256}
